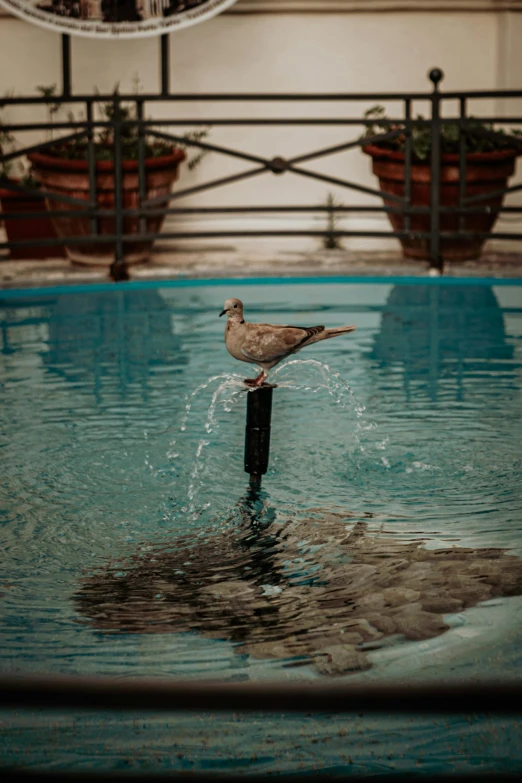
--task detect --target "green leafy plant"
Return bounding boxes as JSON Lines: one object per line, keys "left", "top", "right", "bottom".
{"left": 2, "top": 78, "right": 211, "bottom": 206}
{"left": 35, "top": 83, "right": 211, "bottom": 168}
{"left": 0, "top": 95, "right": 34, "bottom": 184}
{"left": 362, "top": 105, "right": 522, "bottom": 160}
{"left": 36, "top": 83, "right": 61, "bottom": 141}
{"left": 323, "top": 192, "right": 344, "bottom": 250}
{"left": 0, "top": 121, "right": 15, "bottom": 180}
{"left": 183, "top": 128, "right": 211, "bottom": 171}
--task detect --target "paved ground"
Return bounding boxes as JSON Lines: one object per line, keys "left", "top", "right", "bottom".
{"left": 1, "top": 248, "right": 522, "bottom": 288}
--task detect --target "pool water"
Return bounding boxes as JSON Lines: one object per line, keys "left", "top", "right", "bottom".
{"left": 1, "top": 277, "right": 522, "bottom": 774}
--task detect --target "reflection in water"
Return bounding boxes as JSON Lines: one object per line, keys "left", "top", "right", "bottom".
{"left": 76, "top": 509, "right": 522, "bottom": 676}
{"left": 42, "top": 290, "right": 187, "bottom": 400}
{"left": 372, "top": 285, "right": 513, "bottom": 401}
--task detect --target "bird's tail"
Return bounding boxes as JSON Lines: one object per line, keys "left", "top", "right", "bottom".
{"left": 305, "top": 324, "right": 356, "bottom": 346}
{"left": 320, "top": 324, "right": 356, "bottom": 341}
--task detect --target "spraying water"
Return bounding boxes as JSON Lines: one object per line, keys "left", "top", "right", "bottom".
{"left": 173, "top": 359, "right": 382, "bottom": 523}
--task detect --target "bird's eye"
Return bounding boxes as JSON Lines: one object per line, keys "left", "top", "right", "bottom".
{"left": 234, "top": 304, "right": 238, "bottom": 308}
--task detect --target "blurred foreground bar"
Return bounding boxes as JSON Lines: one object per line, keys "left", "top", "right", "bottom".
{"left": 0, "top": 674, "right": 520, "bottom": 714}
{"left": 2, "top": 771, "right": 521, "bottom": 783}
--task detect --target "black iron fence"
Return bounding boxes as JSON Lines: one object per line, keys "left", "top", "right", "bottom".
{"left": 1, "top": 35, "right": 522, "bottom": 278}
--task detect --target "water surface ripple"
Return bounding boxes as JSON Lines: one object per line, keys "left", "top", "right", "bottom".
{"left": 1, "top": 280, "right": 522, "bottom": 773}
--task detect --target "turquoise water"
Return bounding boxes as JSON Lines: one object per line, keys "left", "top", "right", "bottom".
{"left": 1, "top": 278, "right": 522, "bottom": 774}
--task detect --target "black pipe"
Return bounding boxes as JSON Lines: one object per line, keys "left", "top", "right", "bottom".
{"left": 244, "top": 386, "right": 273, "bottom": 482}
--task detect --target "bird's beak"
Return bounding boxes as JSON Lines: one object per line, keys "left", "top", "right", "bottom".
{"left": 219, "top": 309, "right": 228, "bottom": 317}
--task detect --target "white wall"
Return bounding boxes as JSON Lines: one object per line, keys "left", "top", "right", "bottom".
{"left": 0, "top": 9, "right": 521, "bottom": 253}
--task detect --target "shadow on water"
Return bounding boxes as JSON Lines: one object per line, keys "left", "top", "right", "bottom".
{"left": 41, "top": 290, "right": 187, "bottom": 400}
{"left": 371, "top": 284, "right": 513, "bottom": 401}
{"left": 75, "top": 494, "right": 522, "bottom": 676}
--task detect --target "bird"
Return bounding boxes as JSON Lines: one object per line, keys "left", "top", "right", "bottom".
{"left": 219, "top": 297, "right": 356, "bottom": 387}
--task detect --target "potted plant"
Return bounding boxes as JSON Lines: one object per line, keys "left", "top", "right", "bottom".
{"left": 0, "top": 113, "right": 65, "bottom": 260}
{"left": 322, "top": 192, "right": 344, "bottom": 250}
{"left": 26, "top": 92, "right": 193, "bottom": 267}
{"left": 26, "top": 86, "right": 208, "bottom": 267}
{"left": 361, "top": 106, "right": 522, "bottom": 261}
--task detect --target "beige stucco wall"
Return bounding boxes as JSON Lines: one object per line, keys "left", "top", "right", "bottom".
{"left": 0, "top": 9, "right": 520, "bottom": 252}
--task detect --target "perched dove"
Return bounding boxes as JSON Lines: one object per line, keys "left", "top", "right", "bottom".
{"left": 220, "top": 297, "right": 356, "bottom": 386}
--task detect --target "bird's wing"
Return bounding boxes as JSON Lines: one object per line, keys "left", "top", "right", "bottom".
{"left": 241, "top": 324, "right": 325, "bottom": 364}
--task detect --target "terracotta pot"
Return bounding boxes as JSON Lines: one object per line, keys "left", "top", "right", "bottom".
{"left": 27, "top": 148, "right": 186, "bottom": 266}
{"left": 0, "top": 183, "right": 66, "bottom": 260}
{"left": 363, "top": 144, "right": 519, "bottom": 261}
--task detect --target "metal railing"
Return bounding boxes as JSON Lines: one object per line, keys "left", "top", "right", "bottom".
{"left": 1, "top": 35, "right": 522, "bottom": 279}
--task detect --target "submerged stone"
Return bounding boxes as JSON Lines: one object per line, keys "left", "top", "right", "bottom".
{"left": 382, "top": 587, "right": 421, "bottom": 607}
{"left": 314, "top": 645, "right": 371, "bottom": 676}
{"left": 421, "top": 597, "right": 464, "bottom": 614}
{"left": 75, "top": 516, "right": 522, "bottom": 676}
{"left": 393, "top": 610, "right": 449, "bottom": 641}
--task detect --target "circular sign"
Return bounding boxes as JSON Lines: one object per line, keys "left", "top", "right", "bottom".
{"left": 0, "top": 0, "right": 239, "bottom": 39}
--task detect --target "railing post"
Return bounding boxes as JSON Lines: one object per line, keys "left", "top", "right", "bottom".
{"left": 86, "top": 101, "right": 98, "bottom": 241}
{"left": 61, "top": 34, "right": 71, "bottom": 99}
{"left": 110, "top": 96, "right": 127, "bottom": 281}
{"left": 429, "top": 67, "right": 444, "bottom": 273}
{"left": 137, "top": 98, "right": 147, "bottom": 237}
{"left": 160, "top": 34, "right": 170, "bottom": 97}
{"left": 403, "top": 98, "right": 412, "bottom": 235}
{"left": 458, "top": 97, "right": 467, "bottom": 235}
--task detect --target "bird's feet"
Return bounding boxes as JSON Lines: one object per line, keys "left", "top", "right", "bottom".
{"left": 244, "top": 370, "right": 267, "bottom": 387}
